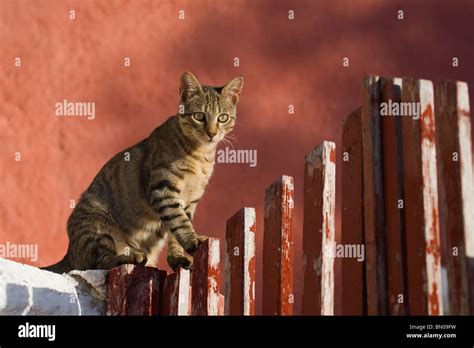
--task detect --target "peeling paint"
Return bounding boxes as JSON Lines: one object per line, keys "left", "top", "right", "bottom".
{"left": 419, "top": 79, "right": 443, "bottom": 315}
{"left": 456, "top": 82, "right": 474, "bottom": 258}
{"left": 243, "top": 208, "right": 256, "bottom": 316}
{"left": 191, "top": 238, "right": 221, "bottom": 316}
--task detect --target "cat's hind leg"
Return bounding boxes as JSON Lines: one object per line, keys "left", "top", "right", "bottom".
{"left": 72, "top": 231, "right": 148, "bottom": 270}
{"left": 68, "top": 209, "right": 147, "bottom": 270}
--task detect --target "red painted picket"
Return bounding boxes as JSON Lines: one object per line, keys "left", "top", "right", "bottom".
{"left": 106, "top": 265, "right": 166, "bottom": 315}
{"left": 341, "top": 108, "right": 366, "bottom": 315}
{"left": 361, "top": 76, "right": 388, "bottom": 315}
{"left": 161, "top": 268, "right": 191, "bottom": 315}
{"left": 302, "top": 141, "right": 336, "bottom": 315}
{"left": 224, "top": 207, "right": 256, "bottom": 315}
{"left": 262, "top": 175, "right": 295, "bottom": 315}
{"left": 434, "top": 80, "right": 474, "bottom": 315}
{"left": 104, "top": 75, "right": 472, "bottom": 316}
{"left": 191, "top": 238, "right": 221, "bottom": 316}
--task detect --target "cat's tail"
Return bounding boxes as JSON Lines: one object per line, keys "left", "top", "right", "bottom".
{"left": 41, "top": 254, "right": 72, "bottom": 274}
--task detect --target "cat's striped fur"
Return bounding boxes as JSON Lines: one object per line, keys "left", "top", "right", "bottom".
{"left": 43, "top": 71, "right": 243, "bottom": 273}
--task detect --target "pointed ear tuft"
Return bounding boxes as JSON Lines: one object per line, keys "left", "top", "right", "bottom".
{"left": 222, "top": 76, "right": 244, "bottom": 104}
{"left": 179, "top": 71, "right": 202, "bottom": 102}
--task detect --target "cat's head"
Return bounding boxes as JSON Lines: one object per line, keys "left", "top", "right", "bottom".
{"left": 177, "top": 71, "right": 244, "bottom": 145}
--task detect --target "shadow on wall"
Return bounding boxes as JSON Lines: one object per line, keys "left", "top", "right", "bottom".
{"left": 4, "top": 284, "right": 84, "bottom": 315}
{"left": 2, "top": 280, "right": 105, "bottom": 315}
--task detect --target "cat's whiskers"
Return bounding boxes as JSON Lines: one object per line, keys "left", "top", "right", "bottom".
{"left": 225, "top": 134, "right": 238, "bottom": 142}
{"left": 221, "top": 136, "right": 235, "bottom": 150}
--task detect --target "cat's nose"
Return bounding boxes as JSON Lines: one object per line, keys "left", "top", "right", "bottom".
{"left": 206, "top": 130, "right": 217, "bottom": 140}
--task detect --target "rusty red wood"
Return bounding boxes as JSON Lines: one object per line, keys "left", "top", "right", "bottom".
{"left": 434, "top": 80, "right": 474, "bottom": 314}
{"left": 161, "top": 268, "right": 191, "bottom": 315}
{"left": 361, "top": 76, "right": 387, "bottom": 315}
{"left": 224, "top": 207, "right": 256, "bottom": 315}
{"left": 262, "top": 175, "right": 294, "bottom": 315}
{"left": 401, "top": 78, "right": 443, "bottom": 315}
{"left": 106, "top": 264, "right": 166, "bottom": 315}
{"left": 380, "top": 77, "right": 408, "bottom": 315}
{"left": 302, "top": 141, "right": 336, "bottom": 315}
{"left": 341, "top": 108, "right": 366, "bottom": 315}
{"left": 191, "top": 238, "right": 221, "bottom": 315}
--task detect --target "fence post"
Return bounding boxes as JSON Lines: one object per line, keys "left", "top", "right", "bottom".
{"left": 224, "top": 207, "right": 256, "bottom": 315}
{"left": 161, "top": 268, "right": 191, "bottom": 315}
{"left": 219, "top": 294, "right": 225, "bottom": 315}
{"left": 191, "top": 238, "right": 221, "bottom": 315}
{"left": 106, "top": 265, "right": 166, "bottom": 315}
{"left": 380, "top": 77, "right": 408, "bottom": 315}
{"left": 434, "top": 80, "right": 474, "bottom": 314}
{"left": 262, "top": 175, "right": 294, "bottom": 315}
{"left": 361, "top": 76, "right": 388, "bottom": 315}
{"left": 302, "top": 141, "right": 336, "bottom": 315}
{"left": 401, "top": 78, "right": 443, "bottom": 315}
{"left": 341, "top": 108, "right": 366, "bottom": 315}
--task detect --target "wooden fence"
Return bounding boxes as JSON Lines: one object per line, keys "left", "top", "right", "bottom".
{"left": 106, "top": 76, "right": 473, "bottom": 316}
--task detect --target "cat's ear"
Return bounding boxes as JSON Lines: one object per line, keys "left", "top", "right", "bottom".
{"left": 222, "top": 76, "right": 244, "bottom": 104}
{"left": 179, "top": 71, "right": 202, "bottom": 102}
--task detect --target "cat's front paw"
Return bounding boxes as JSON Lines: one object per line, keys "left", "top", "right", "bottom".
{"left": 167, "top": 254, "right": 193, "bottom": 271}
{"left": 197, "top": 235, "right": 208, "bottom": 245}
{"left": 182, "top": 236, "right": 199, "bottom": 255}
{"left": 177, "top": 233, "right": 209, "bottom": 256}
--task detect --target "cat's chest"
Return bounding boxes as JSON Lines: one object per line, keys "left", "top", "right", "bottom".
{"left": 180, "top": 159, "right": 214, "bottom": 202}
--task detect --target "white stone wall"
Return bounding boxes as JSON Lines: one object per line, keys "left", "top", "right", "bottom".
{"left": 0, "top": 258, "right": 107, "bottom": 315}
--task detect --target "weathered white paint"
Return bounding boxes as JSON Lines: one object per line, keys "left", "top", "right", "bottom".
{"left": 0, "top": 258, "right": 106, "bottom": 315}
{"left": 456, "top": 82, "right": 474, "bottom": 258}
{"left": 281, "top": 175, "right": 294, "bottom": 191}
{"left": 243, "top": 207, "right": 256, "bottom": 316}
{"left": 177, "top": 269, "right": 191, "bottom": 316}
{"left": 209, "top": 238, "right": 220, "bottom": 269}
{"left": 419, "top": 79, "right": 443, "bottom": 315}
{"left": 393, "top": 77, "right": 402, "bottom": 89}
{"left": 281, "top": 176, "right": 294, "bottom": 262}
{"left": 320, "top": 141, "right": 336, "bottom": 315}
{"left": 207, "top": 239, "right": 220, "bottom": 316}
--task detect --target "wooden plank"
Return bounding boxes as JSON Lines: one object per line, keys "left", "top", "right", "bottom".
{"left": 218, "top": 293, "right": 225, "bottom": 315}
{"left": 106, "top": 265, "right": 166, "bottom": 316}
{"left": 302, "top": 141, "right": 336, "bottom": 315}
{"left": 191, "top": 238, "right": 221, "bottom": 316}
{"left": 341, "top": 108, "right": 366, "bottom": 315}
{"left": 161, "top": 268, "right": 191, "bottom": 315}
{"left": 434, "top": 80, "right": 474, "bottom": 314}
{"left": 224, "top": 207, "right": 256, "bottom": 315}
{"left": 361, "top": 76, "right": 387, "bottom": 315}
{"left": 456, "top": 83, "right": 474, "bottom": 314}
{"left": 380, "top": 77, "right": 408, "bottom": 315}
{"left": 262, "top": 175, "right": 295, "bottom": 315}
{"left": 401, "top": 78, "right": 443, "bottom": 315}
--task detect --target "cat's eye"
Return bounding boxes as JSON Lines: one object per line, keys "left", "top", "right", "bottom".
{"left": 218, "top": 113, "right": 229, "bottom": 123}
{"left": 192, "top": 112, "right": 206, "bottom": 122}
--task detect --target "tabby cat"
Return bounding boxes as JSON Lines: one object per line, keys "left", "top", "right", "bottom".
{"left": 43, "top": 71, "right": 244, "bottom": 273}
